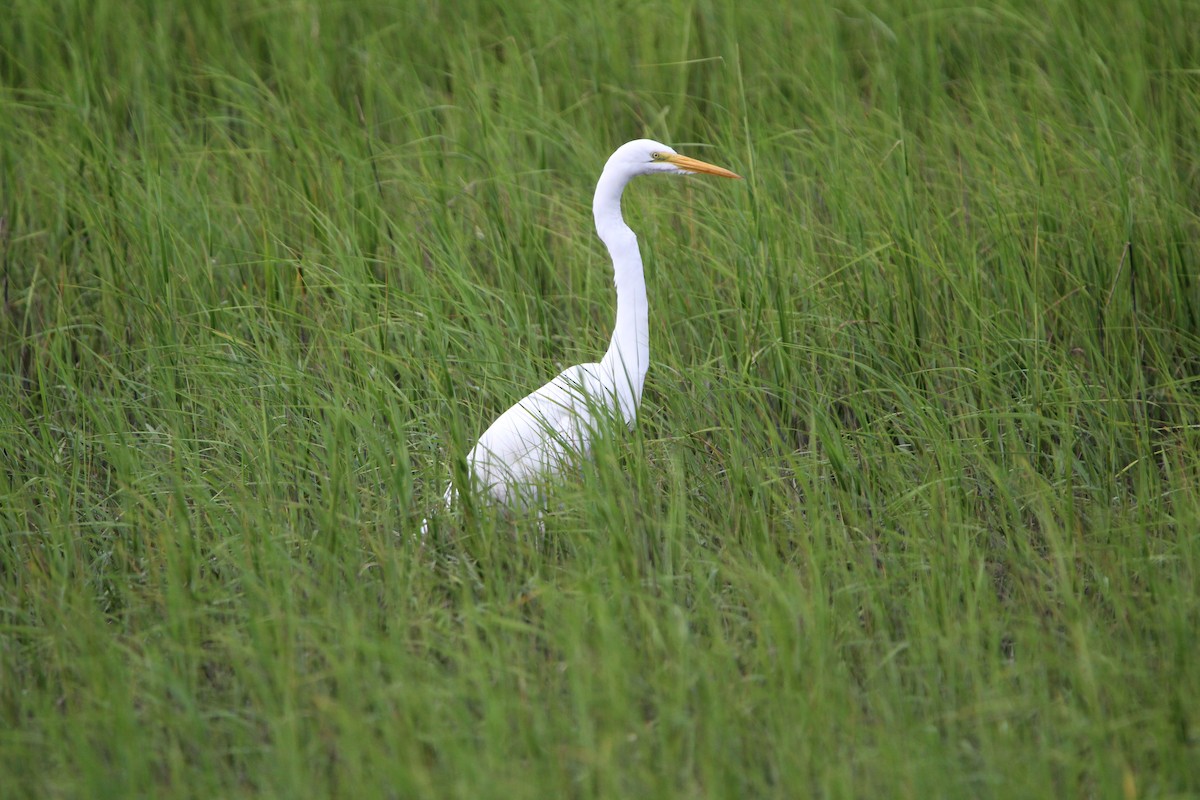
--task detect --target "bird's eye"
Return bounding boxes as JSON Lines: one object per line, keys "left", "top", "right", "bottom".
{"left": 650, "top": 152, "right": 667, "bottom": 161}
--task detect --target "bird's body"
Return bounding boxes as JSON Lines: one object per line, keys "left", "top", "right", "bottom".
{"left": 427, "top": 139, "right": 740, "bottom": 527}
{"left": 453, "top": 360, "right": 609, "bottom": 505}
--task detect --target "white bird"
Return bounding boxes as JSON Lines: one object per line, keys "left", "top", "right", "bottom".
{"left": 424, "top": 139, "right": 741, "bottom": 531}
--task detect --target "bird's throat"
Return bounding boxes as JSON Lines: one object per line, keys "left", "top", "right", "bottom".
{"left": 602, "top": 237, "right": 649, "bottom": 426}
{"left": 594, "top": 172, "right": 649, "bottom": 428}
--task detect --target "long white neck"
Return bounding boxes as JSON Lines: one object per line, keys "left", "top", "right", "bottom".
{"left": 593, "top": 164, "right": 648, "bottom": 427}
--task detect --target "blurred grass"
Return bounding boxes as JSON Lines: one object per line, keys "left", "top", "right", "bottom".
{"left": 2, "top": 0, "right": 1199, "bottom": 797}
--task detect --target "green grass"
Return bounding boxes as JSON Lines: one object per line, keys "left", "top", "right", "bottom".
{"left": 2, "top": 0, "right": 1199, "bottom": 796}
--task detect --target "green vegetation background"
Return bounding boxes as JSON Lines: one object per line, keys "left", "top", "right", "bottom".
{"left": 2, "top": 0, "right": 1198, "bottom": 796}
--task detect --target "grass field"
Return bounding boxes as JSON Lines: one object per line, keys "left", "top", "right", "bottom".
{"left": 2, "top": 0, "right": 1199, "bottom": 796}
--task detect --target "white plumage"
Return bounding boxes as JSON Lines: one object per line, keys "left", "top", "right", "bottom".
{"left": 455, "top": 362, "right": 608, "bottom": 505}
{"left": 424, "top": 139, "right": 740, "bottom": 530}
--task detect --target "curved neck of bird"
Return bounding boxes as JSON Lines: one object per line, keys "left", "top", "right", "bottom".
{"left": 593, "top": 166, "right": 648, "bottom": 426}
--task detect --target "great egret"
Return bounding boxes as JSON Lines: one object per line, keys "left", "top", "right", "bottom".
{"left": 425, "top": 139, "right": 741, "bottom": 530}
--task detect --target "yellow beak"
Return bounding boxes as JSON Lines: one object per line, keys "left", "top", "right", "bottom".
{"left": 664, "top": 153, "right": 742, "bottom": 179}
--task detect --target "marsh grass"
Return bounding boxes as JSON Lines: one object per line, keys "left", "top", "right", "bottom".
{"left": 2, "top": 0, "right": 1198, "bottom": 796}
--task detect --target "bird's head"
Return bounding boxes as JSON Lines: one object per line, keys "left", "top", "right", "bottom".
{"left": 608, "top": 139, "right": 742, "bottom": 180}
